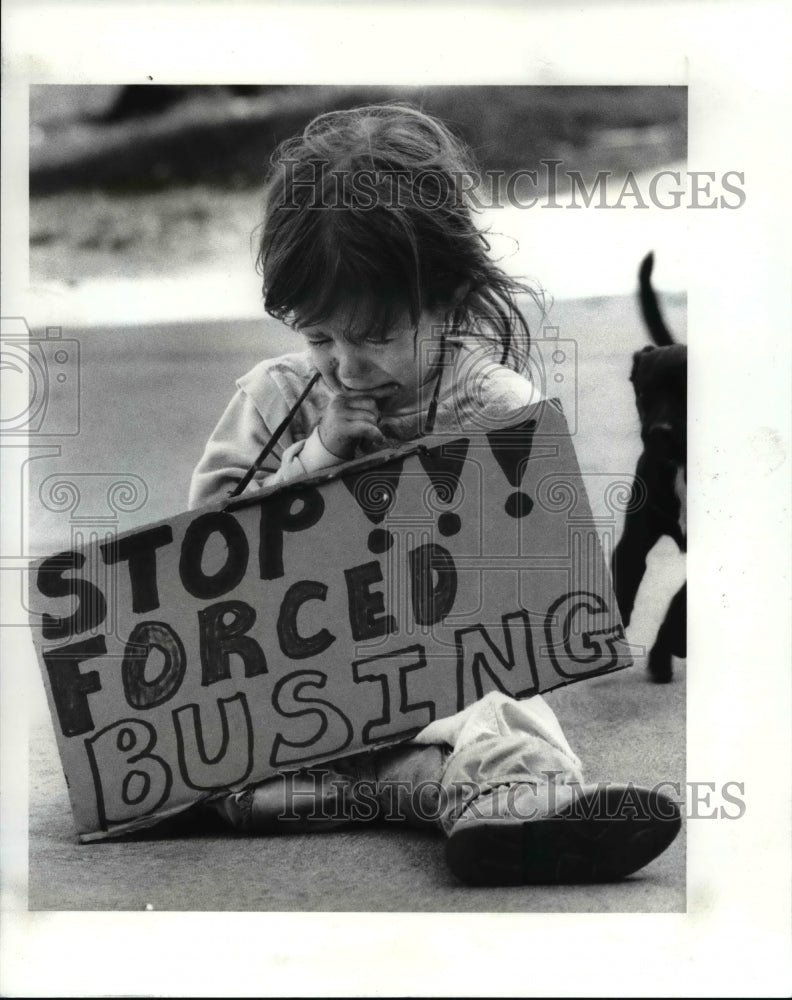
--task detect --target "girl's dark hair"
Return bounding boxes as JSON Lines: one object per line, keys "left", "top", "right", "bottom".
{"left": 257, "top": 103, "right": 536, "bottom": 370}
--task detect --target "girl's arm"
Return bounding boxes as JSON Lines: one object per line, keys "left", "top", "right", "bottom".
{"left": 188, "top": 385, "right": 341, "bottom": 509}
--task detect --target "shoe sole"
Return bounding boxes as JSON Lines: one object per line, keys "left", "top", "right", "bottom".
{"left": 445, "top": 785, "right": 682, "bottom": 886}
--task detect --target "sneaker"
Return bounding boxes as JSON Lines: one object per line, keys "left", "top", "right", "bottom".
{"left": 445, "top": 782, "right": 682, "bottom": 886}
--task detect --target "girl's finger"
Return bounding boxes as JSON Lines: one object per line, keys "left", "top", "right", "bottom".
{"left": 339, "top": 397, "right": 380, "bottom": 417}
{"left": 343, "top": 384, "right": 398, "bottom": 401}
{"left": 343, "top": 420, "right": 382, "bottom": 441}
{"left": 353, "top": 423, "right": 386, "bottom": 444}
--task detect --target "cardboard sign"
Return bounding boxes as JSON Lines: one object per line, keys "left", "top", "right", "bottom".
{"left": 29, "top": 398, "right": 631, "bottom": 841}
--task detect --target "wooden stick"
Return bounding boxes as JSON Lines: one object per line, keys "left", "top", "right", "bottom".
{"left": 226, "top": 371, "right": 322, "bottom": 501}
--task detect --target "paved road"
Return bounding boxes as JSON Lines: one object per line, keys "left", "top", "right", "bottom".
{"left": 23, "top": 293, "right": 687, "bottom": 912}
{"left": 29, "top": 655, "right": 685, "bottom": 912}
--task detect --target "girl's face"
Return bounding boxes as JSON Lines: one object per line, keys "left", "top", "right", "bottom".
{"left": 297, "top": 306, "right": 447, "bottom": 413}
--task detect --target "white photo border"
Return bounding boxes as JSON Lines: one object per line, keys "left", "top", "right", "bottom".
{"left": 2, "top": 1, "right": 791, "bottom": 997}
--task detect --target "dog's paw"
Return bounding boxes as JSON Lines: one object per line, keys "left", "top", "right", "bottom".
{"left": 647, "top": 646, "right": 673, "bottom": 683}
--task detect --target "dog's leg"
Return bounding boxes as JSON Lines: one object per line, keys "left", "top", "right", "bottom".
{"left": 647, "top": 582, "right": 686, "bottom": 683}
{"left": 611, "top": 474, "right": 663, "bottom": 627}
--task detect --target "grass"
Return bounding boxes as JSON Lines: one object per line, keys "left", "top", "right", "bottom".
{"left": 32, "top": 85, "right": 687, "bottom": 191}
{"left": 31, "top": 187, "right": 264, "bottom": 282}
{"left": 30, "top": 85, "right": 686, "bottom": 283}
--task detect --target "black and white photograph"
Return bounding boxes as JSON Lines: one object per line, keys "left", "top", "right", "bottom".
{"left": 1, "top": 3, "right": 790, "bottom": 997}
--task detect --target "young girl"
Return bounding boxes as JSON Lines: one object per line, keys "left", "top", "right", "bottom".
{"left": 189, "top": 104, "right": 681, "bottom": 886}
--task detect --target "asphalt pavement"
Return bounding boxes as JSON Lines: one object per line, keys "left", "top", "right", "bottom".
{"left": 23, "top": 293, "right": 688, "bottom": 913}
{"left": 29, "top": 652, "right": 685, "bottom": 912}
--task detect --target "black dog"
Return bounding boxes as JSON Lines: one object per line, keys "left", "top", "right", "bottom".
{"left": 612, "top": 253, "right": 687, "bottom": 682}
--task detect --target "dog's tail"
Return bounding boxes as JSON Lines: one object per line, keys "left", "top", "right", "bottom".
{"left": 639, "top": 252, "right": 675, "bottom": 347}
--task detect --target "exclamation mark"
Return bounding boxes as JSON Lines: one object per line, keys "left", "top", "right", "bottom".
{"left": 487, "top": 418, "right": 537, "bottom": 518}
{"left": 418, "top": 438, "right": 469, "bottom": 537}
{"left": 342, "top": 461, "right": 404, "bottom": 553}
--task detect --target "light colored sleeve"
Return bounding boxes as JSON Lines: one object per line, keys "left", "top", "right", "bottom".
{"left": 188, "top": 386, "right": 341, "bottom": 509}
{"left": 475, "top": 365, "right": 545, "bottom": 427}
